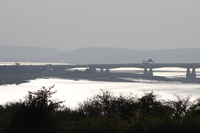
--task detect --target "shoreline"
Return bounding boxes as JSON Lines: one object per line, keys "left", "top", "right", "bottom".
{"left": 1, "top": 72, "right": 200, "bottom": 86}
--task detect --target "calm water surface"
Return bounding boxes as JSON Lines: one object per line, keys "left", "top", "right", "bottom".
{"left": 0, "top": 67, "right": 200, "bottom": 108}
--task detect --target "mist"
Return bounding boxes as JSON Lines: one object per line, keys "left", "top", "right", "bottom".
{"left": 0, "top": 0, "right": 199, "bottom": 51}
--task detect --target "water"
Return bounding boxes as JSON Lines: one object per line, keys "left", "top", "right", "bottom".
{"left": 0, "top": 67, "right": 200, "bottom": 108}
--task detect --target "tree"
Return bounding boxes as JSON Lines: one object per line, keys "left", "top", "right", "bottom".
{"left": 10, "top": 85, "right": 63, "bottom": 133}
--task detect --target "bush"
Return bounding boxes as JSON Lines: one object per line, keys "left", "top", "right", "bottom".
{"left": 1, "top": 88, "right": 200, "bottom": 133}
{"left": 10, "top": 85, "right": 63, "bottom": 133}
{"left": 77, "top": 90, "right": 137, "bottom": 119}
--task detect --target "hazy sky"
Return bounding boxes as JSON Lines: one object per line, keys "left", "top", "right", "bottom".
{"left": 0, "top": 0, "right": 199, "bottom": 51}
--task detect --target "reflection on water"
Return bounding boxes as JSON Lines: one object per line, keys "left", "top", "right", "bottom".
{"left": 0, "top": 67, "right": 200, "bottom": 108}
{"left": 0, "top": 77, "right": 200, "bottom": 108}
{"left": 111, "top": 67, "right": 200, "bottom": 78}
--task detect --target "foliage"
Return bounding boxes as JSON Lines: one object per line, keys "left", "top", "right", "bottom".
{"left": 0, "top": 88, "right": 200, "bottom": 133}
{"left": 77, "top": 90, "right": 137, "bottom": 119}
{"left": 9, "top": 85, "right": 63, "bottom": 133}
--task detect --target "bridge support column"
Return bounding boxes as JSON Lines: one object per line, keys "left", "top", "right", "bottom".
{"left": 106, "top": 68, "right": 110, "bottom": 73}
{"left": 143, "top": 68, "right": 153, "bottom": 76}
{"left": 85, "top": 67, "right": 97, "bottom": 73}
{"left": 186, "top": 68, "right": 196, "bottom": 80}
{"left": 186, "top": 68, "right": 190, "bottom": 79}
{"left": 100, "top": 68, "right": 104, "bottom": 73}
{"left": 149, "top": 68, "right": 153, "bottom": 76}
{"left": 192, "top": 68, "right": 196, "bottom": 79}
{"left": 143, "top": 68, "right": 148, "bottom": 75}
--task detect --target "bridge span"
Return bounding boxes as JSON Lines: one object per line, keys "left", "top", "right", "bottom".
{"left": 1, "top": 63, "right": 199, "bottom": 84}
{"left": 72, "top": 63, "right": 200, "bottom": 69}
{"left": 44, "top": 63, "right": 200, "bottom": 80}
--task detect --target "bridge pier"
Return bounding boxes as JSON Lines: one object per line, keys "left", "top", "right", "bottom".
{"left": 186, "top": 68, "right": 196, "bottom": 80}
{"left": 144, "top": 68, "right": 148, "bottom": 75}
{"left": 100, "top": 68, "right": 110, "bottom": 73}
{"left": 149, "top": 68, "right": 153, "bottom": 76}
{"left": 100, "top": 68, "right": 104, "bottom": 73}
{"left": 85, "top": 67, "right": 97, "bottom": 73}
{"left": 192, "top": 68, "right": 196, "bottom": 79}
{"left": 143, "top": 68, "right": 153, "bottom": 76}
{"left": 106, "top": 68, "right": 110, "bottom": 73}
{"left": 186, "top": 68, "right": 190, "bottom": 79}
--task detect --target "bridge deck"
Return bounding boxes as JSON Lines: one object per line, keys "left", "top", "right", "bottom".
{"left": 48, "top": 63, "right": 200, "bottom": 69}
{"left": 20, "top": 63, "right": 200, "bottom": 69}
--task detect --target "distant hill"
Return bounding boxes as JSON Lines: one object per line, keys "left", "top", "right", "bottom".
{"left": 45, "top": 47, "right": 138, "bottom": 63}
{"left": 0, "top": 46, "right": 200, "bottom": 63}
{"left": 0, "top": 46, "right": 64, "bottom": 62}
{"left": 47, "top": 47, "right": 200, "bottom": 64}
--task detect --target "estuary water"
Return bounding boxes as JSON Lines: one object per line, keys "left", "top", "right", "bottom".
{"left": 0, "top": 67, "right": 200, "bottom": 108}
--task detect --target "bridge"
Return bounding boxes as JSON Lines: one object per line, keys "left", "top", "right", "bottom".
{"left": 1, "top": 62, "right": 199, "bottom": 85}
{"left": 3, "top": 62, "right": 198, "bottom": 81}
{"left": 42, "top": 63, "right": 200, "bottom": 80}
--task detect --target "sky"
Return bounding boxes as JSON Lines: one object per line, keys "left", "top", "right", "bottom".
{"left": 0, "top": 0, "right": 200, "bottom": 51}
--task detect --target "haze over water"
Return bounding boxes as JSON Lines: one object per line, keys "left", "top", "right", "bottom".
{"left": 0, "top": 67, "right": 200, "bottom": 108}
{"left": 1, "top": 0, "right": 199, "bottom": 110}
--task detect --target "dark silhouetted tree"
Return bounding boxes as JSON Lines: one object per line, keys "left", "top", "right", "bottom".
{"left": 10, "top": 85, "right": 63, "bottom": 133}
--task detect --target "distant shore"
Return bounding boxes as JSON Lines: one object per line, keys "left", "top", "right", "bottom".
{"left": 1, "top": 72, "right": 200, "bottom": 86}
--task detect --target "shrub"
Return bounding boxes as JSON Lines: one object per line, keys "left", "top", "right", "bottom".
{"left": 10, "top": 85, "right": 63, "bottom": 133}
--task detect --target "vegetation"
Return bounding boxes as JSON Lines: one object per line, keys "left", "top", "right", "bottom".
{"left": 0, "top": 86, "right": 200, "bottom": 133}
